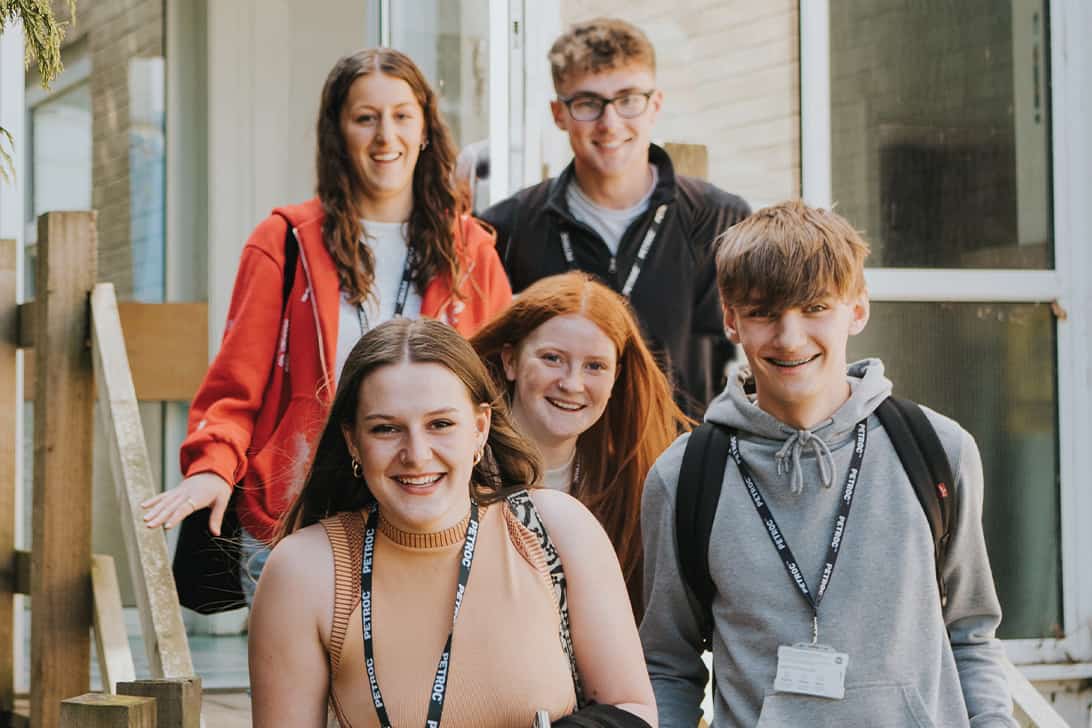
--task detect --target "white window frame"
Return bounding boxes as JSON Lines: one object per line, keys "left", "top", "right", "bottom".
{"left": 801, "top": 0, "right": 1092, "bottom": 666}
{"left": 23, "top": 51, "right": 91, "bottom": 249}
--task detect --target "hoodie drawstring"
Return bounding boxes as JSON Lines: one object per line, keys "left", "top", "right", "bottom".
{"left": 775, "top": 430, "right": 836, "bottom": 495}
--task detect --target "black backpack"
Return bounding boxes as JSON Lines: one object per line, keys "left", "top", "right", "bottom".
{"left": 171, "top": 217, "right": 298, "bottom": 614}
{"left": 675, "top": 396, "right": 955, "bottom": 650}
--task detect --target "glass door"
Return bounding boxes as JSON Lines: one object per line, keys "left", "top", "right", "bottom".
{"left": 802, "top": 0, "right": 1090, "bottom": 663}
{"left": 383, "top": 0, "right": 524, "bottom": 209}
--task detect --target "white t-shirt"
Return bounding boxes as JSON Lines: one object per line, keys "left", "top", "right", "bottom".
{"left": 565, "top": 165, "right": 658, "bottom": 256}
{"left": 334, "top": 220, "right": 423, "bottom": 382}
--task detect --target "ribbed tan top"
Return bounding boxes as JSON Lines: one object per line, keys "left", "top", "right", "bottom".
{"left": 320, "top": 502, "right": 577, "bottom": 728}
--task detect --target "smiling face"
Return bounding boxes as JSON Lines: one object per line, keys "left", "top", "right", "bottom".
{"left": 724, "top": 293, "right": 870, "bottom": 429}
{"left": 341, "top": 360, "right": 490, "bottom": 534}
{"left": 340, "top": 72, "right": 426, "bottom": 218}
{"left": 501, "top": 314, "right": 618, "bottom": 455}
{"left": 550, "top": 63, "right": 662, "bottom": 184}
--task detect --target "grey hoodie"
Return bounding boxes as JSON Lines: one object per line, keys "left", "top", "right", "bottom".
{"left": 640, "top": 359, "right": 1017, "bottom": 728}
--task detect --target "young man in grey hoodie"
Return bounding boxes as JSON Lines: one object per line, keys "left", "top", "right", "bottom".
{"left": 639, "top": 200, "right": 1017, "bottom": 727}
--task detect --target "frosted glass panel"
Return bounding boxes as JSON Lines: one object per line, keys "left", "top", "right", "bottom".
{"left": 850, "top": 302, "right": 1059, "bottom": 639}
{"left": 391, "top": 0, "right": 490, "bottom": 150}
{"left": 830, "top": 0, "right": 1052, "bottom": 269}
{"left": 31, "top": 83, "right": 92, "bottom": 217}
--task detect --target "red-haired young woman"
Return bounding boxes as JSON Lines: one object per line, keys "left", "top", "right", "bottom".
{"left": 143, "top": 49, "right": 511, "bottom": 602}
{"left": 472, "top": 271, "right": 690, "bottom": 617}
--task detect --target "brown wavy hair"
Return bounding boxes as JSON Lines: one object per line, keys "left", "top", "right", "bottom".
{"left": 277, "top": 318, "right": 540, "bottom": 541}
{"left": 316, "top": 48, "right": 464, "bottom": 305}
{"left": 472, "top": 272, "right": 692, "bottom": 616}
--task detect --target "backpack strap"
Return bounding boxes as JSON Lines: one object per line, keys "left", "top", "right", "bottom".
{"left": 676, "top": 399, "right": 956, "bottom": 652}
{"left": 875, "top": 396, "right": 955, "bottom": 607}
{"left": 505, "top": 490, "right": 586, "bottom": 708}
{"left": 273, "top": 213, "right": 299, "bottom": 315}
{"left": 675, "top": 422, "right": 732, "bottom": 651}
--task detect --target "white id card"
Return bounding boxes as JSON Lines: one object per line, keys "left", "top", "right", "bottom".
{"left": 773, "top": 643, "right": 849, "bottom": 699}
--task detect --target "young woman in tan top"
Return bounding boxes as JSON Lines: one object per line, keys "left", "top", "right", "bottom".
{"left": 248, "top": 318, "right": 656, "bottom": 728}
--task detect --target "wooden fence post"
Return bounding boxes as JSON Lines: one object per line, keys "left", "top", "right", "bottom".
{"left": 0, "top": 239, "right": 18, "bottom": 722}
{"left": 117, "top": 678, "right": 200, "bottom": 728}
{"left": 59, "top": 694, "right": 155, "bottom": 728}
{"left": 32, "top": 211, "right": 97, "bottom": 727}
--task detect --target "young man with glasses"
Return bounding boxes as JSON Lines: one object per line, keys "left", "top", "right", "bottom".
{"left": 480, "top": 17, "right": 751, "bottom": 413}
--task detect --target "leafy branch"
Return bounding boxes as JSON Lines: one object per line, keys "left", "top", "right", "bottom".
{"left": 0, "top": 0, "right": 78, "bottom": 183}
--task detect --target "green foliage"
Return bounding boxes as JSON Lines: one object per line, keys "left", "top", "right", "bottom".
{"left": 0, "top": 0, "right": 78, "bottom": 182}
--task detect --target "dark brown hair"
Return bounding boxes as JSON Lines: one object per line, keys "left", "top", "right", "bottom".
{"left": 548, "top": 17, "right": 656, "bottom": 90}
{"left": 316, "top": 48, "right": 463, "bottom": 305}
{"left": 277, "top": 319, "right": 539, "bottom": 540}
{"left": 715, "top": 199, "right": 871, "bottom": 311}
{"left": 472, "top": 272, "right": 691, "bottom": 616}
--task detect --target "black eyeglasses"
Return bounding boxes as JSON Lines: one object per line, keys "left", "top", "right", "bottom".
{"left": 558, "top": 89, "right": 655, "bottom": 122}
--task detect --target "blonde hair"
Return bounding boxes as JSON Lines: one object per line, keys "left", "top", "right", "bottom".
{"left": 548, "top": 17, "right": 656, "bottom": 90}
{"left": 715, "top": 199, "right": 870, "bottom": 310}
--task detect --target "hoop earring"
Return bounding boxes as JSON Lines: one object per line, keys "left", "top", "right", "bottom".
{"left": 472, "top": 445, "right": 484, "bottom": 466}
{"left": 352, "top": 458, "right": 362, "bottom": 479}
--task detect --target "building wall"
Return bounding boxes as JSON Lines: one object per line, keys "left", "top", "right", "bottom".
{"left": 56, "top": 0, "right": 165, "bottom": 300}
{"left": 560, "top": 0, "right": 800, "bottom": 206}
{"left": 206, "top": 0, "right": 370, "bottom": 347}
{"left": 45, "top": 0, "right": 166, "bottom": 604}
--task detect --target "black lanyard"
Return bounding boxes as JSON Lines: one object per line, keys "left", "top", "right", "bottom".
{"left": 356, "top": 249, "right": 415, "bottom": 334}
{"left": 729, "top": 421, "right": 868, "bottom": 641}
{"left": 361, "top": 502, "right": 480, "bottom": 728}
{"left": 559, "top": 203, "right": 668, "bottom": 298}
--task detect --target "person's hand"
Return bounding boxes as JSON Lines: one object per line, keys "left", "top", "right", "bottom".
{"left": 142, "top": 472, "right": 233, "bottom": 535}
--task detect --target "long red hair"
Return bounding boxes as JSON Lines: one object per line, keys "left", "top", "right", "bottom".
{"left": 472, "top": 272, "right": 692, "bottom": 617}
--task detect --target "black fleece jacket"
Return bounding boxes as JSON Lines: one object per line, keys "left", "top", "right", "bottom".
{"left": 480, "top": 144, "right": 751, "bottom": 413}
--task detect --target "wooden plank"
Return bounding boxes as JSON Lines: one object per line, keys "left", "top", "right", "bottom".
{"left": 21, "top": 302, "right": 209, "bottom": 402}
{"left": 31, "top": 211, "right": 97, "bottom": 728}
{"left": 1003, "top": 659, "right": 1070, "bottom": 728}
{"left": 117, "top": 303, "right": 207, "bottom": 402}
{"left": 91, "top": 284, "right": 195, "bottom": 679}
{"left": 0, "top": 240, "right": 17, "bottom": 720}
{"left": 91, "top": 555, "right": 137, "bottom": 693}
{"left": 664, "top": 142, "right": 710, "bottom": 180}
{"left": 117, "top": 678, "right": 201, "bottom": 728}
{"left": 59, "top": 693, "right": 156, "bottom": 728}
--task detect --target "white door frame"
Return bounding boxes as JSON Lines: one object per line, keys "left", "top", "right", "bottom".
{"left": 800, "top": 0, "right": 1092, "bottom": 665}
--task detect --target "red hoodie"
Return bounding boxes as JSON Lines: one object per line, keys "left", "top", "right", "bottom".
{"left": 180, "top": 198, "right": 512, "bottom": 542}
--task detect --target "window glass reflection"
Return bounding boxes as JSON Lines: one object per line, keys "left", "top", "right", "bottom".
{"left": 850, "top": 301, "right": 1060, "bottom": 639}
{"left": 391, "top": 0, "right": 490, "bottom": 150}
{"left": 830, "top": 1, "right": 1052, "bottom": 269}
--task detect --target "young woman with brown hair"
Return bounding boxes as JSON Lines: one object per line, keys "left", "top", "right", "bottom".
{"left": 472, "top": 271, "right": 690, "bottom": 617}
{"left": 142, "top": 49, "right": 511, "bottom": 604}
{"left": 249, "top": 319, "right": 656, "bottom": 728}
